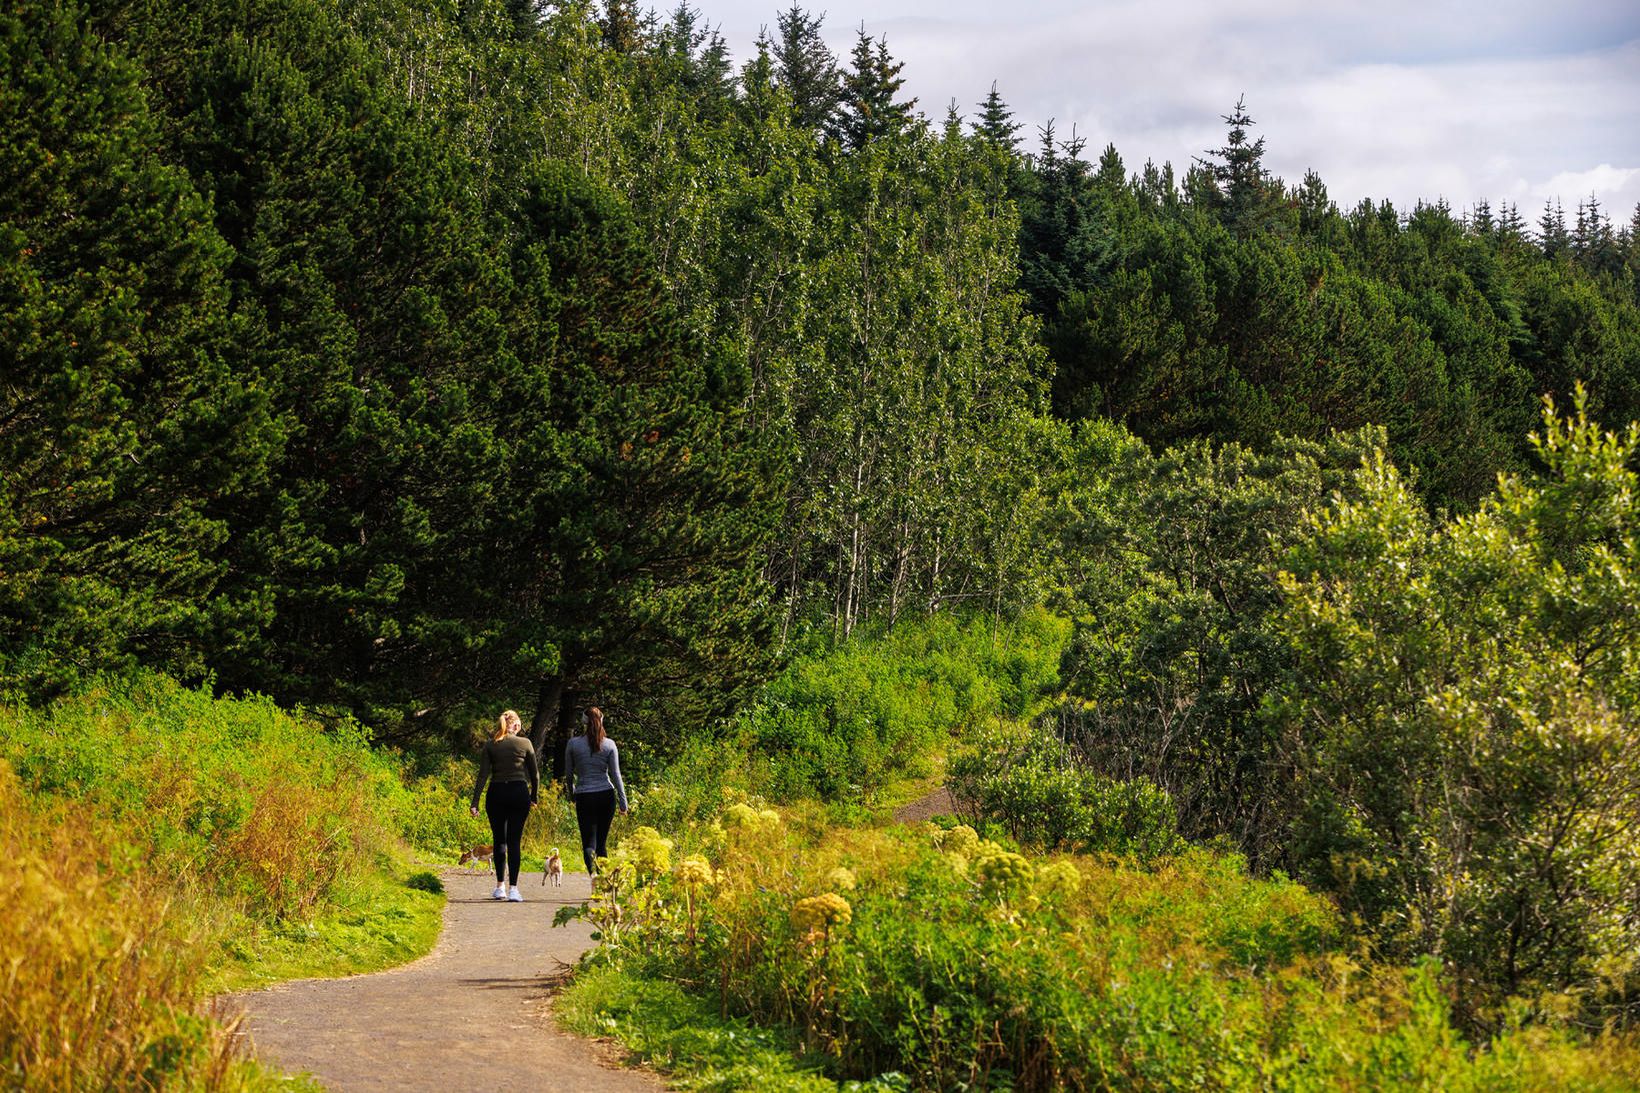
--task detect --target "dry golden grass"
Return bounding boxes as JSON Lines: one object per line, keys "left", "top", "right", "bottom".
{"left": 0, "top": 764, "right": 286, "bottom": 1091}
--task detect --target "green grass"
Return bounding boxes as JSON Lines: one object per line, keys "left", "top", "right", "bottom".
{"left": 0, "top": 673, "right": 462, "bottom": 1087}
{"left": 558, "top": 963, "right": 905, "bottom": 1092}
{"left": 211, "top": 862, "right": 446, "bottom": 991}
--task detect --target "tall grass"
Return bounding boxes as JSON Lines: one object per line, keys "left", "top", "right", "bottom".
{"left": 0, "top": 762, "right": 303, "bottom": 1091}
{"left": 565, "top": 806, "right": 1640, "bottom": 1091}
{"left": 634, "top": 609, "right": 1070, "bottom": 830}
{"left": 0, "top": 673, "right": 462, "bottom": 1087}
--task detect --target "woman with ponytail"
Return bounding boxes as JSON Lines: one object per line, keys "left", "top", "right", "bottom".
{"left": 469, "top": 709, "right": 538, "bottom": 901}
{"left": 564, "top": 706, "right": 627, "bottom": 876}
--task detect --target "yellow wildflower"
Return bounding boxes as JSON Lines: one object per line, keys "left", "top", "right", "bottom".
{"left": 674, "top": 856, "right": 715, "bottom": 888}
{"left": 791, "top": 892, "right": 852, "bottom": 934}
{"left": 1037, "top": 860, "right": 1082, "bottom": 899}
{"left": 972, "top": 841, "right": 1033, "bottom": 898}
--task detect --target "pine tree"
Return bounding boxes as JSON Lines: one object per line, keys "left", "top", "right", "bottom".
{"left": 973, "top": 81, "right": 1020, "bottom": 151}
{"left": 1094, "top": 142, "right": 1124, "bottom": 190}
{"left": 1538, "top": 199, "right": 1569, "bottom": 258}
{"left": 505, "top": 0, "right": 540, "bottom": 38}
{"left": 1627, "top": 203, "right": 1640, "bottom": 283}
{"left": 772, "top": 4, "right": 840, "bottom": 131}
{"left": 1195, "top": 95, "right": 1278, "bottom": 235}
{"left": 506, "top": 165, "right": 784, "bottom": 758}
{"left": 0, "top": 0, "right": 273, "bottom": 696}
{"left": 1135, "top": 158, "right": 1177, "bottom": 210}
{"left": 831, "top": 26, "right": 916, "bottom": 150}
{"left": 600, "top": 0, "right": 644, "bottom": 53}
{"left": 1296, "top": 169, "right": 1334, "bottom": 238}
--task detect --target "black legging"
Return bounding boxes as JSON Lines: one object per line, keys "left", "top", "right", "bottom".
{"left": 574, "top": 789, "right": 617, "bottom": 874}
{"left": 485, "top": 779, "right": 533, "bottom": 885}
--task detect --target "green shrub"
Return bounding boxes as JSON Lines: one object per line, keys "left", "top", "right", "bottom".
{"left": 723, "top": 609, "right": 1069, "bottom": 804}
{"left": 1277, "top": 395, "right": 1640, "bottom": 1027}
{"left": 406, "top": 870, "right": 445, "bottom": 895}
{"left": 949, "top": 723, "right": 1181, "bottom": 859}
{"left": 565, "top": 806, "right": 1640, "bottom": 1091}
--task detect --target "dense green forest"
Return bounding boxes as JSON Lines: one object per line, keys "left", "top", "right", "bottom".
{"left": 5, "top": 0, "right": 1640, "bottom": 1085}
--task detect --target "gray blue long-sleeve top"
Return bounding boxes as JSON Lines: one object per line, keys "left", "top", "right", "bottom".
{"left": 564, "top": 734, "right": 628, "bottom": 810}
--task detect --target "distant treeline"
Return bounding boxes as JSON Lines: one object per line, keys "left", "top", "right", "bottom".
{"left": 4, "top": 0, "right": 1638, "bottom": 757}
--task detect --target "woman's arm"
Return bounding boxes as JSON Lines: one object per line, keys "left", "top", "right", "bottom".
{"left": 608, "top": 742, "right": 628, "bottom": 813}
{"left": 563, "top": 738, "right": 576, "bottom": 795}
{"left": 525, "top": 741, "right": 540, "bottom": 803}
{"left": 470, "top": 742, "right": 492, "bottom": 812}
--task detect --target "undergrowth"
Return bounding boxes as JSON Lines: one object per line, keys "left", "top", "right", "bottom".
{"left": 0, "top": 673, "right": 455, "bottom": 1088}
{"left": 558, "top": 802, "right": 1640, "bottom": 1091}
{"left": 632, "top": 609, "right": 1070, "bottom": 833}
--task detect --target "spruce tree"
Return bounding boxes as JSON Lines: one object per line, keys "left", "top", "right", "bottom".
{"left": 1195, "top": 95, "right": 1278, "bottom": 236}
{"left": 1469, "top": 199, "right": 1494, "bottom": 238}
{"left": 773, "top": 4, "right": 840, "bottom": 131}
{"left": 1498, "top": 201, "right": 1527, "bottom": 247}
{"left": 1539, "top": 199, "right": 1569, "bottom": 258}
{"left": 831, "top": 26, "right": 916, "bottom": 150}
{"left": 600, "top": 0, "right": 644, "bottom": 53}
{"left": 973, "top": 81, "right": 1020, "bottom": 151}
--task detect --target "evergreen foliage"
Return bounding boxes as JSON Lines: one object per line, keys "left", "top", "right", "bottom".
{"left": 0, "top": 1, "right": 271, "bottom": 697}
{"left": 6, "top": 0, "right": 1640, "bottom": 1053}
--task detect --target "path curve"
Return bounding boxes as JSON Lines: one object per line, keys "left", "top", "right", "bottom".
{"left": 892, "top": 785, "right": 956, "bottom": 824}
{"left": 228, "top": 869, "right": 660, "bottom": 1092}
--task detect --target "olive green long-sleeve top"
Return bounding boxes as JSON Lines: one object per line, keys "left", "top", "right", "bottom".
{"left": 470, "top": 734, "right": 539, "bottom": 809}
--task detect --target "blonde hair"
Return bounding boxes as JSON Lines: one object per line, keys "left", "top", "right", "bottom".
{"left": 585, "top": 706, "right": 605, "bottom": 753}
{"left": 493, "top": 709, "right": 522, "bottom": 742}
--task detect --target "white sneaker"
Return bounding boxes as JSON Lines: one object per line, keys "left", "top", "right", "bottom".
{"left": 507, "top": 886, "right": 524, "bottom": 902}
{"left": 492, "top": 884, "right": 507, "bottom": 900}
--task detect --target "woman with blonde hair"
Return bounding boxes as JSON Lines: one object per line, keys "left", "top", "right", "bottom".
{"left": 564, "top": 706, "right": 627, "bottom": 876}
{"left": 470, "top": 709, "right": 538, "bottom": 901}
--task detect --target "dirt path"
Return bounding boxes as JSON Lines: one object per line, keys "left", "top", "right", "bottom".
{"left": 228, "top": 869, "right": 660, "bottom": 1092}
{"left": 892, "top": 785, "right": 956, "bottom": 824}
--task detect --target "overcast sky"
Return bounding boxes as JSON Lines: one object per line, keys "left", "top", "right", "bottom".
{"left": 690, "top": 0, "right": 1640, "bottom": 221}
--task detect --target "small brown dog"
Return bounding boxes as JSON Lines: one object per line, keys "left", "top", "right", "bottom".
{"left": 458, "top": 843, "right": 494, "bottom": 871}
{"left": 542, "top": 848, "right": 563, "bottom": 887}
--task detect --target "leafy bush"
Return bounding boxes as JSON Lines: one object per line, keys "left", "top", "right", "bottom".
{"left": 565, "top": 807, "right": 1640, "bottom": 1091}
{"left": 1276, "top": 392, "right": 1640, "bottom": 1026}
{"left": 948, "top": 724, "right": 1180, "bottom": 859}
{"left": 1052, "top": 424, "right": 1381, "bottom": 863}
{"left": 723, "top": 609, "right": 1069, "bottom": 804}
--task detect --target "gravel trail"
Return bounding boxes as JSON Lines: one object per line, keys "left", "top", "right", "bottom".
{"left": 228, "top": 869, "right": 659, "bottom": 1092}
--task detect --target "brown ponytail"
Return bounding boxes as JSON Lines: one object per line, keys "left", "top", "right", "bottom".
{"left": 585, "top": 707, "right": 605, "bottom": 753}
